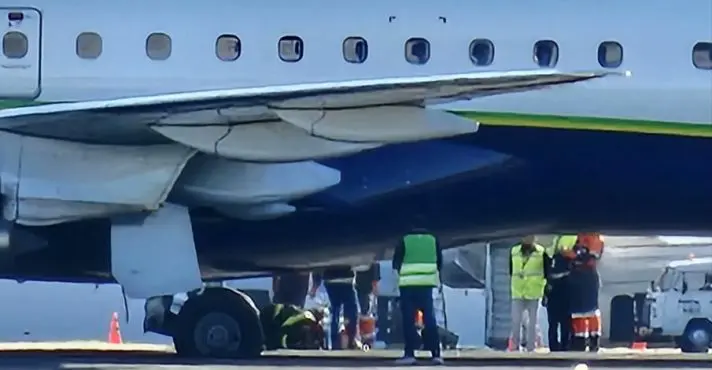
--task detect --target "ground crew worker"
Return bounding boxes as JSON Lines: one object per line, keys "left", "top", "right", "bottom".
{"left": 354, "top": 263, "right": 380, "bottom": 349}
{"left": 355, "top": 263, "right": 380, "bottom": 315}
{"left": 310, "top": 267, "right": 358, "bottom": 350}
{"left": 562, "top": 233, "right": 604, "bottom": 351}
{"left": 544, "top": 235, "right": 576, "bottom": 352}
{"left": 279, "top": 308, "right": 325, "bottom": 349}
{"left": 509, "top": 235, "right": 550, "bottom": 352}
{"left": 260, "top": 303, "right": 325, "bottom": 350}
{"left": 392, "top": 228, "right": 444, "bottom": 365}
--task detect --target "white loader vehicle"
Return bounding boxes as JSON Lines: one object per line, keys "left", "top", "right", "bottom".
{"left": 635, "top": 257, "right": 712, "bottom": 352}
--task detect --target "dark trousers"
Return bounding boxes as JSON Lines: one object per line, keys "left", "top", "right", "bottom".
{"left": 400, "top": 286, "right": 440, "bottom": 358}
{"left": 546, "top": 300, "right": 571, "bottom": 351}
{"left": 356, "top": 286, "right": 371, "bottom": 315}
{"left": 324, "top": 282, "right": 358, "bottom": 349}
{"left": 273, "top": 273, "right": 309, "bottom": 307}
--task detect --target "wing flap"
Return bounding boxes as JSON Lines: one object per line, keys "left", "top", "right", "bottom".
{"left": 273, "top": 106, "right": 478, "bottom": 143}
{"left": 152, "top": 121, "right": 380, "bottom": 162}
{"left": 0, "top": 70, "right": 619, "bottom": 133}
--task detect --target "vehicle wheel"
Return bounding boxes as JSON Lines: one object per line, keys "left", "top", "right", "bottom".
{"left": 608, "top": 295, "right": 634, "bottom": 342}
{"left": 679, "top": 319, "right": 712, "bottom": 353}
{"left": 173, "top": 287, "right": 264, "bottom": 358}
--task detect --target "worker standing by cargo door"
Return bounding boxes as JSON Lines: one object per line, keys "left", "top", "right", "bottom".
{"left": 544, "top": 235, "right": 576, "bottom": 351}
{"left": 562, "top": 233, "right": 604, "bottom": 352}
{"left": 509, "top": 235, "right": 550, "bottom": 352}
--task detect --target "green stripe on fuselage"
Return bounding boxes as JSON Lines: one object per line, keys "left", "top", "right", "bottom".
{"left": 0, "top": 100, "right": 49, "bottom": 109}
{"left": 454, "top": 111, "right": 712, "bottom": 138}
{"left": 0, "top": 99, "right": 710, "bottom": 138}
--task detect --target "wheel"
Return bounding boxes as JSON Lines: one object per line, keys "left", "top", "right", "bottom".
{"left": 608, "top": 295, "right": 634, "bottom": 342}
{"left": 173, "top": 287, "right": 264, "bottom": 358}
{"left": 679, "top": 319, "right": 712, "bottom": 353}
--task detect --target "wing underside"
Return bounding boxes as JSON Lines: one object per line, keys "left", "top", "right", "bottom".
{"left": 0, "top": 69, "right": 619, "bottom": 225}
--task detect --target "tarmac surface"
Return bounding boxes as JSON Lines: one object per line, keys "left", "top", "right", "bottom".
{"left": 0, "top": 345, "right": 708, "bottom": 370}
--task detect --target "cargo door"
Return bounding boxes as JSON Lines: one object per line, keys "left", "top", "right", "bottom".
{"left": 487, "top": 242, "right": 514, "bottom": 349}
{"left": 0, "top": 8, "right": 41, "bottom": 99}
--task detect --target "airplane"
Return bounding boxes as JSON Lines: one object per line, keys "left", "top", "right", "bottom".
{"left": 0, "top": 0, "right": 710, "bottom": 359}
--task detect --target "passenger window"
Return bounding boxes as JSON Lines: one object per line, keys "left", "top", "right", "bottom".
{"left": 405, "top": 38, "right": 430, "bottom": 65}
{"left": 533, "top": 40, "right": 559, "bottom": 67}
{"left": 692, "top": 42, "right": 712, "bottom": 70}
{"left": 2, "top": 31, "right": 28, "bottom": 59}
{"left": 145, "top": 33, "right": 172, "bottom": 61}
{"left": 215, "top": 34, "right": 241, "bottom": 61}
{"left": 597, "top": 41, "right": 623, "bottom": 68}
{"left": 278, "top": 36, "right": 303, "bottom": 62}
{"left": 343, "top": 37, "right": 368, "bottom": 64}
{"left": 469, "top": 39, "right": 495, "bottom": 66}
{"left": 76, "top": 32, "right": 103, "bottom": 60}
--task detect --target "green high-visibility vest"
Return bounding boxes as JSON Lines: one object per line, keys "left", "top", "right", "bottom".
{"left": 398, "top": 233, "right": 439, "bottom": 287}
{"left": 546, "top": 235, "right": 578, "bottom": 257}
{"left": 511, "top": 244, "right": 546, "bottom": 299}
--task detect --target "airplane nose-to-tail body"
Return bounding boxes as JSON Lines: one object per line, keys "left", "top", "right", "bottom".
{"left": 0, "top": 0, "right": 709, "bottom": 281}
{"left": 0, "top": 0, "right": 711, "bottom": 359}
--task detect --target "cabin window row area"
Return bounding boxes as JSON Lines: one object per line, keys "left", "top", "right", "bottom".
{"left": 3, "top": 31, "right": 712, "bottom": 70}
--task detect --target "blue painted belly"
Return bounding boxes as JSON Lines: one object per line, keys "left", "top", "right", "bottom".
{"left": 195, "top": 125, "right": 712, "bottom": 266}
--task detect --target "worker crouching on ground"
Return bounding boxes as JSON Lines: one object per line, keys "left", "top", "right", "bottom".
{"left": 310, "top": 266, "right": 359, "bottom": 350}
{"left": 562, "top": 233, "right": 604, "bottom": 352}
{"left": 392, "top": 225, "right": 444, "bottom": 365}
{"left": 260, "top": 303, "right": 325, "bottom": 350}
{"left": 544, "top": 235, "right": 576, "bottom": 352}
{"left": 509, "top": 235, "right": 549, "bottom": 352}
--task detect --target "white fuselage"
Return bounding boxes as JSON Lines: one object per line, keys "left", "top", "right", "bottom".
{"left": 1, "top": 0, "right": 711, "bottom": 127}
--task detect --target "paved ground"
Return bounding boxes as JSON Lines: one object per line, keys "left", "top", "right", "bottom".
{"left": 0, "top": 347, "right": 707, "bottom": 370}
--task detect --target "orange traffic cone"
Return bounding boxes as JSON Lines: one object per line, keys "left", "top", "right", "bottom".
{"left": 630, "top": 341, "right": 647, "bottom": 350}
{"left": 108, "top": 312, "right": 123, "bottom": 344}
{"left": 507, "top": 337, "right": 515, "bottom": 351}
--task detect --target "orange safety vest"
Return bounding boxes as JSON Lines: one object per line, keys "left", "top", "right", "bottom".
{"left": 578, "top": 233, "right": 604, "bottom": 258}
{"left": 562, "top": 233, "right": 604, "bottom": 266}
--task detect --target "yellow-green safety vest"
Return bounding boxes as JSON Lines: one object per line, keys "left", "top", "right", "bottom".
{"left": 279, "top": 310, "right": 317, "bottom": 348}
{"left": 546, "top": 235, "right": 578, "bottom": 257}
{"left": 511, "top": 243, "right": 546, "bottom": 299}
{"left": 398, "top": 233, "right": 439, "bottom": 287}
{"left": 282, "top": 310, "right": 316, "bottom": 328}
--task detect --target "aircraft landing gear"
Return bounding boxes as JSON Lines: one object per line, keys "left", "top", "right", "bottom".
{"left": 172, "top": 287, "right": 264, "bottom": 358}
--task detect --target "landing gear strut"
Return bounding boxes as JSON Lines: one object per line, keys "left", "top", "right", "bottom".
{"left": 172, "top": 287, "right": 264, "bottom": 358}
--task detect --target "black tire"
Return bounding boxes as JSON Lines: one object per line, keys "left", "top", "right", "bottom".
{"left": 173, "top": 287, "right": 264, "bottom": 358}
{"left": 679, "top": 319, "right": 712, "bottom": 353}
{"left": 608, "top": 294, "right": 634, "bottom": 342}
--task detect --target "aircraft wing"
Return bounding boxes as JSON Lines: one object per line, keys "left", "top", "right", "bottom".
{"left": 0, "top": 69, "right": 618, "bottom": 162}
